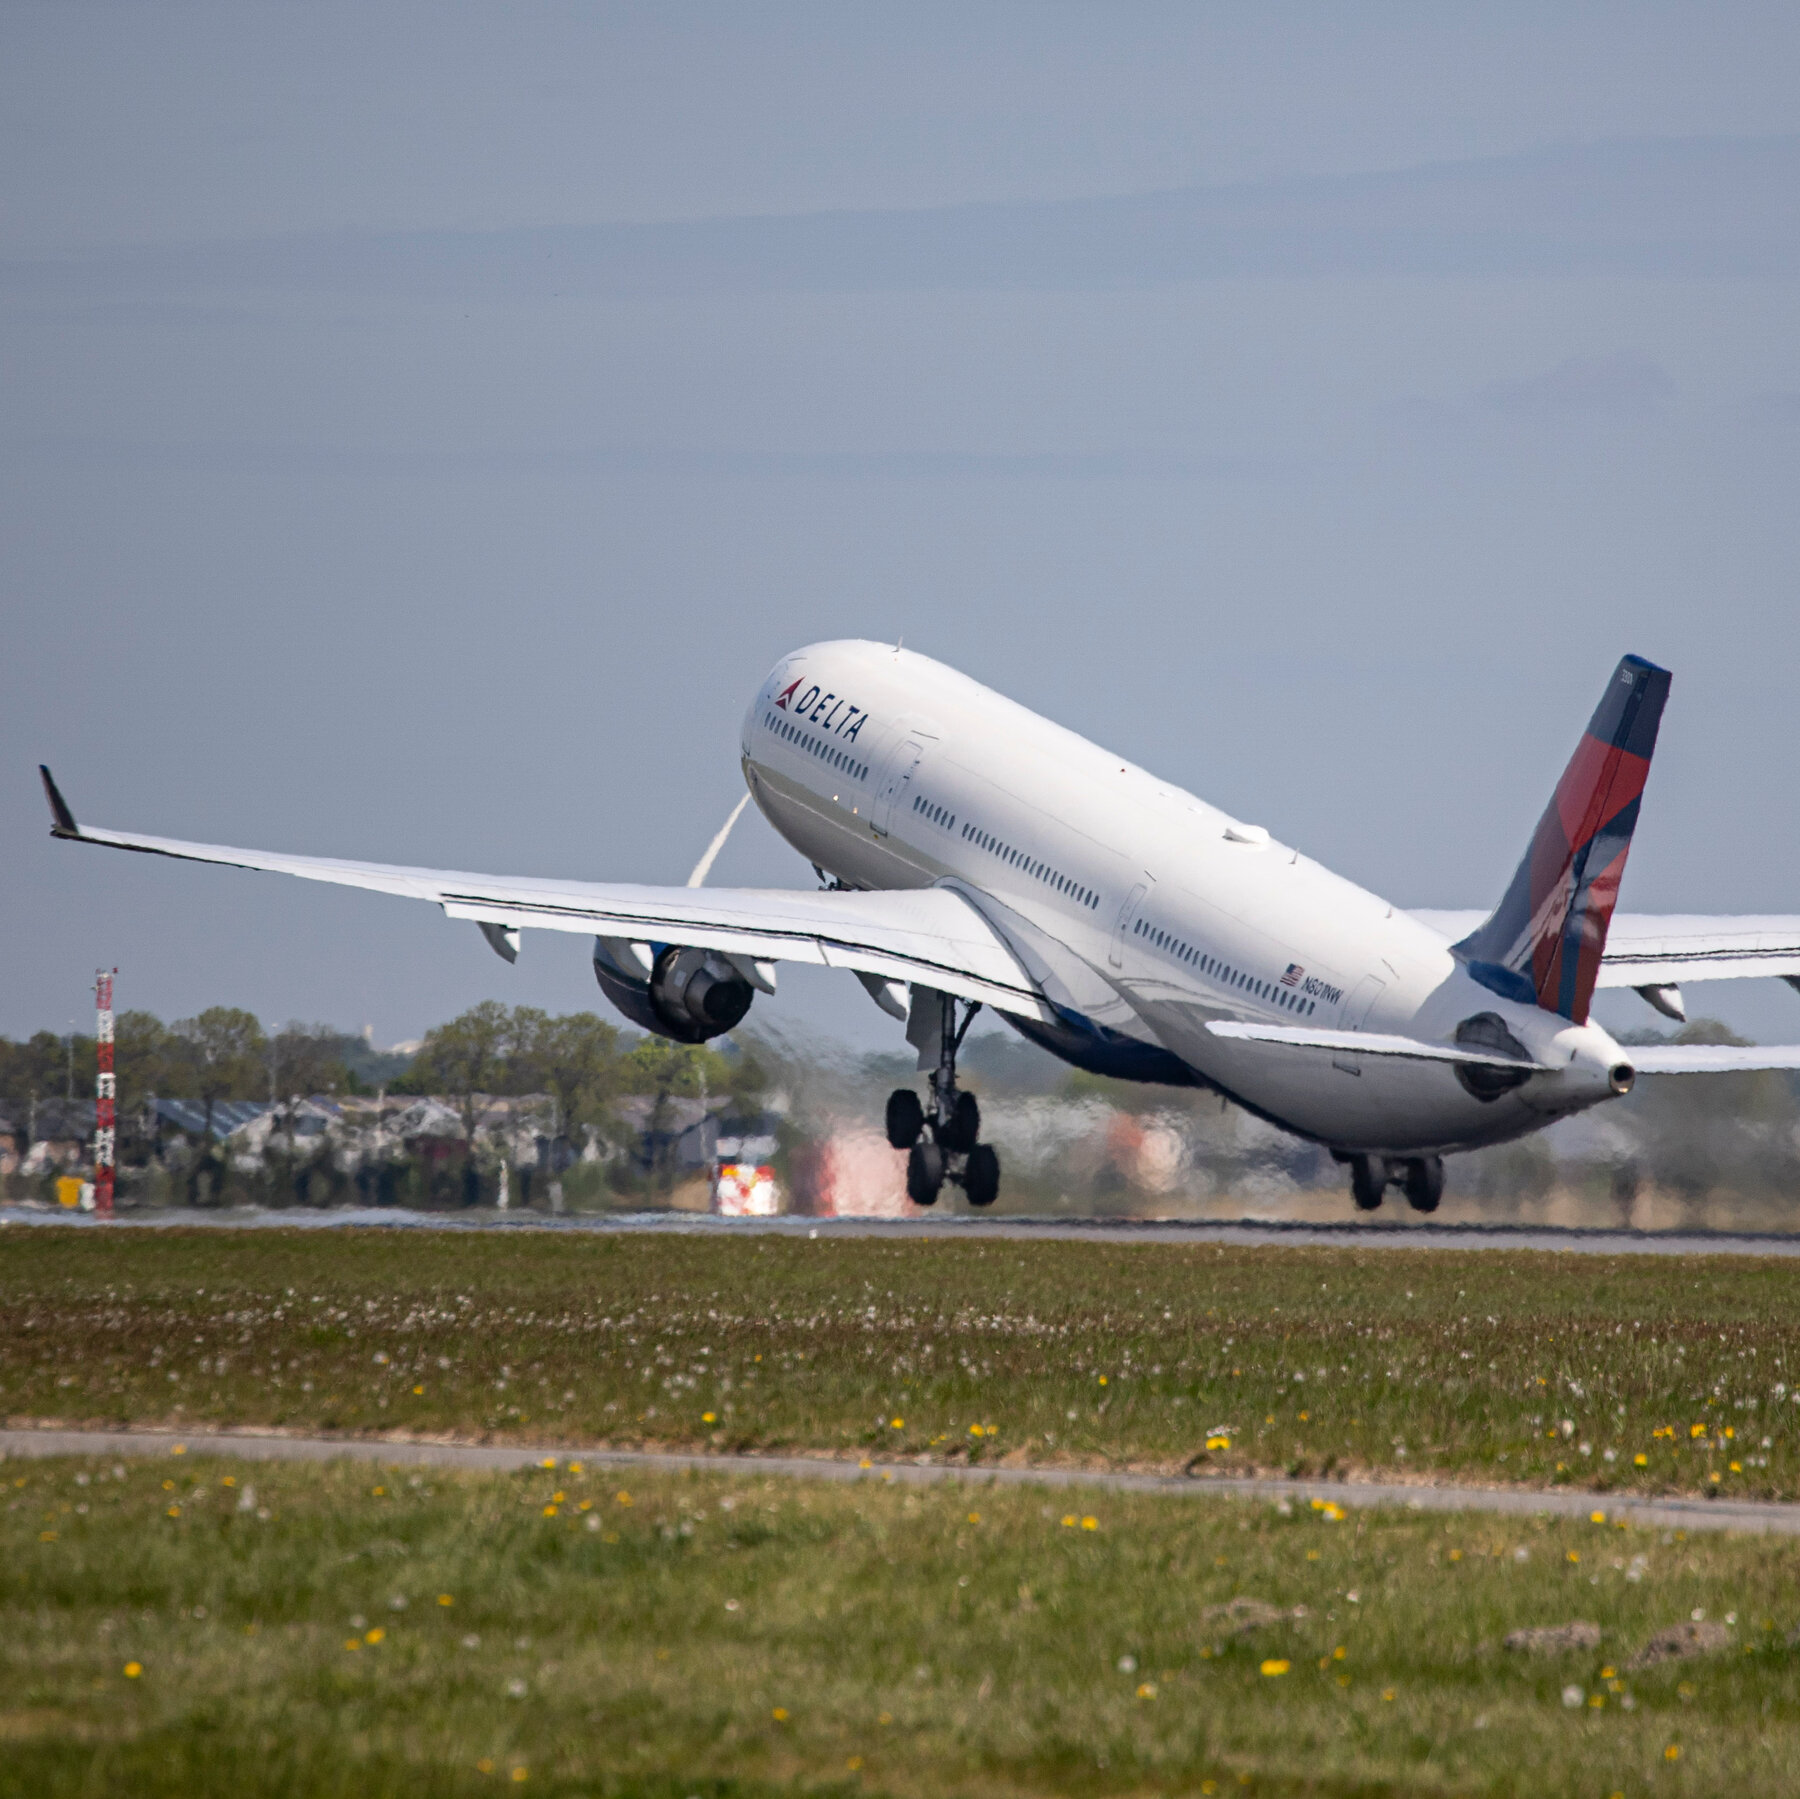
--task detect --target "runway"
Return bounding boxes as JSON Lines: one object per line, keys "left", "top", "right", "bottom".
{"left": 4, "top": 1426, "right": 1797, "bottom": 1536}
{"left": 4, "top": 1203, "right": 1800, "bottom": 1257}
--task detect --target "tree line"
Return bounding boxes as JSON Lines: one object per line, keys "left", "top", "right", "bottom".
{"left": 0, "top": 1002, "right": 765, "bottom": 1143}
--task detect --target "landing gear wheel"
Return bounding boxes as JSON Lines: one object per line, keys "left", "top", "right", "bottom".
{"left": 1403, "top": 1155, "right": 1444, "bottom": 1214}
{"left": 942, "top": 1090, "right": 981, "bottom": 1155}
{"left": 906, "top": 1139, "right": 945, "bottom": 1206}
{"left": 1350, "top": 1154, "right": 1387, "bottom": 1211}
{"left": 964, "top": 1143, "right": 1001, "bottom": 1207}
{"left": 885, "top": 1088, "right": 925, "bottom": 1150}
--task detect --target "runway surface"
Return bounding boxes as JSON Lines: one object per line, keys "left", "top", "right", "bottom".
{"left": 4, "top": 1203, "right": 1800, "bottom": 1256}
{"left": 4, "top": 1426, "right": 1797, "bottom": 1536}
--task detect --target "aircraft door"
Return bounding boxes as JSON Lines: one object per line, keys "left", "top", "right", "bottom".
{"left": 872, "top": 738, "right": 926, "bottom": 837}
{"left": 1109, "top": 881, "right": 1150, "bottom": 968}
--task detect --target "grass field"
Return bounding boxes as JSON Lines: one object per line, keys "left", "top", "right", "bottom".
{"left": 6, "top": 1449, "right": 1798, "bottom": 1797}
{"left": 3, "top": 1228, "right": 1798, "bottom": 1500}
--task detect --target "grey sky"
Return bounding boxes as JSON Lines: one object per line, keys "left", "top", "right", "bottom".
{"left": 4, "top": 4, "right": 1799, "bottom": 1054}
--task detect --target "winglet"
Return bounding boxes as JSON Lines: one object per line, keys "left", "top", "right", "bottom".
{"left": 39, "top": 765, "right": 80, "bottom": 838}
{"left": 1455, "top": 655, "right": 1672, "bottom": 1024}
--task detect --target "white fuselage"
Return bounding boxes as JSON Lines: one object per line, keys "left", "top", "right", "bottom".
{"left": 740, "top": 640, "right": 1629, "bottom": 1154}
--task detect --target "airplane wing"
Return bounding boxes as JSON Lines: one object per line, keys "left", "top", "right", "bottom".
{"left": 1204, "top": 1020, "right": 1551, "bottom": 1070}
{"left": 1410, "top": 909, "right": 1800, "bottom": 989}
{"left": 36, "top": 768, "right": 1052, "bottom": 1021}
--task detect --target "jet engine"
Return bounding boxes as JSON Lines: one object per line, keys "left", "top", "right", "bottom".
{"left": 592, "top": 936, "right": 755, "bottom": 1043}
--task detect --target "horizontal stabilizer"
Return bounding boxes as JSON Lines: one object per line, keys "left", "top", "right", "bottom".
{"left": 1411, "top": 910, "right": 1800, "bottom": 989}
{"left": 1628, "top": 1044, "right": 1800, "bottom": 1074}
{"left": 1205, "top": 1020, "right": 1550, "bottom": 1071}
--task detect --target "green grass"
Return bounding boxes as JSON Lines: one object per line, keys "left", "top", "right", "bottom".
{"left": 4, "top": 1451, "right": 1798, "bottom": 1797}
{"left": 3, "top": 1229, "right": 1798, "bottom": 1498}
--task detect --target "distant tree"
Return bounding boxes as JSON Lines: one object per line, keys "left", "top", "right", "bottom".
{"left": 404, "top": 1000, "right": 513, "bottom": 1137}
{"left": 113, "top": 1011, "right": 175, "bottom": 1115}
{"left": 266, "top": 1023, "right": 359, "bottom": 1100}
{"left": 515, "top": 1010, "right": 625, "bottom": 1141}
{"left": 169, "top": 1007, "right": 268, "bottom": 1143}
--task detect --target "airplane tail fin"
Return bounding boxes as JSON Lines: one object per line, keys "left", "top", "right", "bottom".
{"left": 1455, "top": 655, "right": 1671, "bottom": 1024}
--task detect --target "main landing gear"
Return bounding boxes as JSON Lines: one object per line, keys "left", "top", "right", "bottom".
{"left": 884, "top": 996, "right": 1000, "bottom": 1208}
{"left": 1345, "top": 1152, "right": 1444, "bottom": 1215}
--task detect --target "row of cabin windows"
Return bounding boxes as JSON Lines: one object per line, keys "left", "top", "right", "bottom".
{"left": 764, "top": 711, "right": 869, "bottom": 783}
{"left": 912, "top": 793, "right": 957, "bottom": 833}
{"left": 961, "top": 819, "right": 1100, "bottom": 910}
{"left": 1133, "top": 917, "right": 1318, "bottom": 1015}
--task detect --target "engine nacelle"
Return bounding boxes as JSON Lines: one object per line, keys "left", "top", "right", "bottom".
{"left": 592, "top": 936, "right": 754, "bottom": 1044}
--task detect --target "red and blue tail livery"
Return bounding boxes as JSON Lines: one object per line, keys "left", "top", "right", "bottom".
{"left": 1456, "top": 654, "right": 1672, "bottom": 1023}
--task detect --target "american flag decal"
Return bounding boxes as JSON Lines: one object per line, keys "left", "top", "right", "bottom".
{"left": 1280, "top": 963, "right": 1303, "bottom": 987}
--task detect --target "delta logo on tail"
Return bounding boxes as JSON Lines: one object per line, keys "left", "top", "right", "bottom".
{"left": 1456, "top": 655, "right": 1672, "bottom": 1024}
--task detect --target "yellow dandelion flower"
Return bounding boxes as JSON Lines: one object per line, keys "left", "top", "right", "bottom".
{"left": 1061, "top": 1514, "right": 1077, "bottom": 1527}
{"left": 890, "top": 1418, "right": 904, "bottom": 1429}
{"left": 615, "top": 1491, "right": 632, "bottom": 1506}
{"left": 124, "top": 1662, "right": 142, "bottom": 1678}
{"left": 477, "top": 1758, "right": 494, "bottom": 1773}
{"left": 413, "top": 1385, "right": 424, "bottom": 1395}
{"left": 437, "top": 1594, "right": 455, "bottom": 1607}
{"left": 847, "top": 1755, "right": 863, "bottom": 1770}
{"left": 569, "top": 1461, "right": 584, "bottom": 1473}
{"left": 539, "top": 1457, "right": 557, "bottom": 1469}
{"left": 166, "top": 1506, "right": 180, "bottom": 1519}
{"left": 1449, "top": 1549, "right": 1462, "bottom": 1561}
{"left": 372, "top": 1486, "right": 385, "bottom": 1497}
{"left": 171, "top": 1445, "right": 186, "bottom": 1456}
{"left": 1590, "top": 1511, "right": 1606, "bottom": 1524}
{"left": 967, "top": 1512, "right": 981, "bottom": 1524}
{"left": 365, "top": 1627, "right": 384, "bottom": 1644}
{"left": 511, "top": 1769, "right": 528, "bottom": 1784}
{"left": 1080, "top": 1516, "right": 1099, "bottom": 1531}
{"left": 1665, "top": 1744, "right": 1681, "bottom": 1761}
{"left": 1730, "top": 1461, "right": 1742, "bottom": 1473}
{"left": 1566, "top": 1551, "right": 1579, "bottom": 1563}
{"left": 772, "top": 1706, "right": 789, "bottom": 1722}
{"left": 1690, "top": 1423, "right": 1706, "bottom": 1439}
{"left": 1137, "top": 1681, "right": 1158, "bottom": 1698}
{"left": 221, "top": 1476, "right": 236, "bottom": 1488}
{"left": 344, "top": 1638, "right": 361, "bottom": 1652}
{"left": 1381, "top": 1688, "right": 1396, "bottom": 1702}
{"left": 878, "top": 1712, "right": 892, "bottom": 1725}
{"left": 542, "top": 1504, "right": 559, "bottom": 1517}
{"left": 1635, "top": 1453, "right": 1648, "bottom": 1466}
{"left": 38, "top": 1531, "right": 56, "bottom": 1543}
{"left": 1260, "top": 1659, "right": 1289, "bottom": 1677}
{"left": 1709, "top": 1472, "right": 1722, "bottom": 1485}
{"left": 1333, "top": 1646, "right": 1347, "bottom": 1660}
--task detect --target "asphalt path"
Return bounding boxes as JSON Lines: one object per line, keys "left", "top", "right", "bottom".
{"left": 4, "top": 1426, "right": 1797, "bottom": 1536}
{"left": 5, "top": 1204, "right": 1800, "bottom": 1257}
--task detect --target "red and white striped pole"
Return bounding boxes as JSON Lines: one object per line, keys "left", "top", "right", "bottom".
{"left": 94, "top": 968, "right": 116, "bottom": 1218}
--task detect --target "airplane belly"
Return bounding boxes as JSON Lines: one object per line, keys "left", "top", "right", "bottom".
{"left": 1193, "top": 1032, "right": 1562, "bottom": 1154}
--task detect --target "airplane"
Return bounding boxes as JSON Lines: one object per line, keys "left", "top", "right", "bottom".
{"left": 38, "top": 641, "right": 1800, "bottom": 1214}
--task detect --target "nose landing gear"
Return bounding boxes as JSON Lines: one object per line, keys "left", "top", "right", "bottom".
{"left": 885, "top": 994, "right": 1000, "bottom": 1207}
{"left": 1345, "top": 1153, "right": 1444, "bottom": 1215}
